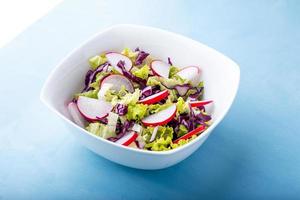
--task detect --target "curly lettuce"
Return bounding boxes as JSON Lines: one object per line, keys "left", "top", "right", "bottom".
{"left": 89, "top": 54, "right": 107, "bottom": 70}
{"left": 143, "top": 126, "right": 174, "bottom": 151}
{"left": 132, "top": 64, "right": 150, "bottom": 79}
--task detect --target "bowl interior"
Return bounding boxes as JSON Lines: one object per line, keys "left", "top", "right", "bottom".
{"left": 41, "top": 25, "right": 240, "bottom": 140}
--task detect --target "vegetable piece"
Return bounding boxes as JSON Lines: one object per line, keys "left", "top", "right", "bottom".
{"left": 142, "top": 104, "right": 176, "bottom": 126}
{"left": 77, "top": 96, "right": 113, "bottom": 121}
{"left": 173, "top": 125, "right": 206, "bottom": 144}
{"left": 101, "top": 74, "right": 134, "bottom": 93}
{"left": 189, "top": 100, "right": 213, "bottom": 107}
{"left": 106, "top": 52, "right": 132, "bottom": 74}
{"left": 67, "top": 102, "right": 86, "bottom": 127}
{"left": 176, "top": 66, "right": 201, "bottom": 86}
{"left": 150, "top": 60, "right": 170, "bottom": 78}
{"left": 116, "top": 131, "right": 138, "bottom": 146}
{"left": 135, "top": 51, "right": 149, "bottom": 65}
{"left": 149, "top": 126, "right": 159, "bottom": 142}
{"left": 139, "top": 90, "right": 169, "bottom": 105}
{"left": 97, "top": 83, "right": 113, "bottom": 100}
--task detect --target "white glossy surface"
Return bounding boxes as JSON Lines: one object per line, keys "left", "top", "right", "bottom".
{"left": 40, "top": 24, "right": 240, "bottom": 170}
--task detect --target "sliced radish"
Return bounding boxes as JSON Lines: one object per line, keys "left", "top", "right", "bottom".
{"left": 67, "top": 102, "right": 86, "bottom": 127}
{"left": 101, "top": 74, "right": 134, "bottom": 93}
{"left": 106, "top": 52, "right": 132, "bottom": 74}
{"left": 128, "top": 141, "right": 138, "bottom": 149}
{"left": 139, "top": 90, "right": 169, "bottom": 104}
{"left": 116, "top": 131, "right": 138, "bottom": 146}
{"left": 142, "top": 104, "right": 176, "bottom": 126}
{"left": 177, "top": 66, "right": 201, "bottom": 86}
{"left": 149, "top": 126, "right": 159, "bottom": 142}
{"left": 173, "top": 125, "right": 206, "bottom": 144}
{"left": 77, "top": 96, "right": 113, "bottom": 121}
{"left": 97, "top": 83, "right": 113, "bottom": 99}
{"left": 150, "top": 60, "right": 170, "bottom": 78}
{"left": 189, "top": 100, "right": 213, "bottom": 107}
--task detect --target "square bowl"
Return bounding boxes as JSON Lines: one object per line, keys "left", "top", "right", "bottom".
{"left": 40, "top": 24, "right": 240, "bottom": 170}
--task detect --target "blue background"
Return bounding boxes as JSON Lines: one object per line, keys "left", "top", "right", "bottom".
{"left": 0, "top": 0, "right": 299, "bottom": 199}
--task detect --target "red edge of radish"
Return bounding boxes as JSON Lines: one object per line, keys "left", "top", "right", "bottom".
{"left": 67, "top": 102, "right": 86, "bottom": 127}
{"left": 189, "top": 100, "right": 213, "bottom": 107}
{"left": 100, "top": 74, "right": 134, "bottom": 93}
{"left": 139, "top": 90, "right": 169, "bottom": 105}
{"left": 173, "top": 125, "right": 206, "bottom": 144}
{"left": 142, "top": 104, "right": 176, "bottom": 126}
{"left": 150, "top": 60, "right": 170, "bottom": 78}
{"left": 77, "top": 96, "right": 113, "bottom": 121}
{"left": 116, "top": 131, "right": 138, "bottom": 146}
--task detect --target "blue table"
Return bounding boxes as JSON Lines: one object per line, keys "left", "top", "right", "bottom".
{"left": 1, "top": 0, "right": 299, "bottom": 199}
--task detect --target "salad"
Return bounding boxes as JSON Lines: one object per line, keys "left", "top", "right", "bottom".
{"left": 67, "top": 47, "right": 213, "bottom": 151}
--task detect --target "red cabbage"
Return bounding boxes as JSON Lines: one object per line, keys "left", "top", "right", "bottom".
{"left": 139, "top": 85, "right": 161, "bottom": 100}
{"left": 82, "top": 62, "right": 109, "bottom": 92}
{"left": 135, "top": 51, "right": 149, "bottom": 65}
{"left": 168, "top": 57, "right": 173, "bottom": 66}
{"left": 108, "top": 121, "right": 133, "bottom": 142}
{"left": 117, "top": 60, "right": 146, "bottom": 88}
{"left": 114, "top": 104, "right": 128, "bottom": 116}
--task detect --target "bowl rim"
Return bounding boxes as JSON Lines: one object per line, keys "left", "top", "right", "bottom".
{"left": 40, "top": 24, "right": 240, "bottom": 156}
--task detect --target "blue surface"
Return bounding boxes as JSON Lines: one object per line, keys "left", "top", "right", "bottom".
{"left": 0, "top": 0, "right": 300, "bottom": 199}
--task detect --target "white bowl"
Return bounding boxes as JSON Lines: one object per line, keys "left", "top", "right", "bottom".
{"left": 40, "top": 24, "right": 240, "bottom": 170}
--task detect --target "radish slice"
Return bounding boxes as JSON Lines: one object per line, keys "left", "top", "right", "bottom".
{"left": 67, "top": 102, "right": 86, "bottom": 127}
{"left": 149, "top": 126, "right": 159, "bottom": 142}
{"left": 177, "top": 66, "right": 201, "bottom": 86}
{"left": 189, "top": 100, "right": 213, "bottom": 107}
{"left": 116, "top": 131, "right": 138, "bottom": 146}
{"left": 173, "top": 125, "right": 206, "bottom": 144}
{"left": 150, "top": 60, "right": 170, "bottom": 78}
{"left": 101, "top": 74, "right": 134, "bottom": 93}
{"left": 106, "top": 52, "right": 132, "bottom": 74}
{"left": 128, "top": 142, "right": 138, "bottom": 149}
{"left": 139, "top": 90, "right": 169, "bottom": 105}
{"left": 77, "top": 96, "right": 113, "bottom": 121}
{"left": 142, "top": 104, "right": 176, "bottom": 126}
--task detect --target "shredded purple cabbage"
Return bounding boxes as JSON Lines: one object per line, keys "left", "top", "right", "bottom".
{"left": 139, "top": 85, "right": 161, "bottom": 100}
{"left": 135, "top": 51, "right": 149, "bottom": 65}
{"left": 114, "top": 104, "right": 128, "bottom": 116}
{"left": 168, "top": 57, "right": 173, "bottom": 66}
{"left": 117, "top": 60, "right": 146, "bottom": 88}
{"left": 108, "top": 121, "right": 133, "bottom": 142}
{"left": 134, "top": 47, "right": 140, "bottom": 52}
{"left": 82, "top": 62, "right": 109, "bottom": 92}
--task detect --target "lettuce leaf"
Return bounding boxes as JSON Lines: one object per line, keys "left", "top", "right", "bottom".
{"left": 85, "top": 122, "right": 116, "bottom": 139}
{"left": 143, "top": 126, "right": 174, "bottom": 151}
{"left": 121, "top": 47, "right": 138, "bottom": 61}
{"left": 176, "top": 97, "right": 189, "bottom": 114}
{"left": 132, "top": 64, "right": 150, "bottom": 79}
{"left": 89, "top": 54, "right": 107, "bottom": 70}
{"left": 126, "top": 103, "right": 148, "bottom": 121}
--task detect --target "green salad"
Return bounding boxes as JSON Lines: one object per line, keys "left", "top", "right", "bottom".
{"left": 67, "top": 47, "right": 213, "bottom": 151}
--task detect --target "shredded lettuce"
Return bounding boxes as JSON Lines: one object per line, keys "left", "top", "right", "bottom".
{"left": 169, "top": 65, "right": 180, "bottom": 78}
{"left": 126, "top": 103, "right": 148, "bottom": 121}
{"left": 121, "top": 47, "right": 138, "bottom": 61}
{"left": 177, "top": 124, "right": 188, "bottom": 138}
{"left": 132, "top": 64, "right": 150, "bottom": 79}
{"left": 143, "top": 126, "right": 174, "bottom": 151}
{"left": 85, "top": 122, "right": 115, "bottom": 139}
{"left": 176, "top": 97, "right": 189, "bottom": 114}
{"left": 89, "top": 54, "right": 107, "bottom": 70}
{"left": 75, "top": 89, "right": 98, "bottom": 99}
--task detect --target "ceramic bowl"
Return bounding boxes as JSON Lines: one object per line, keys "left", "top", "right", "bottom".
{"left": 40, "top": 24, "right": 240, "bottom": 170}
